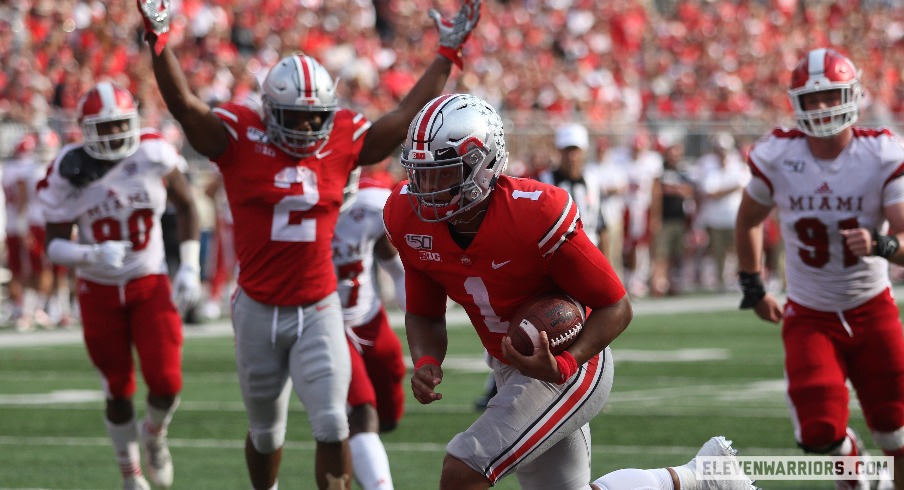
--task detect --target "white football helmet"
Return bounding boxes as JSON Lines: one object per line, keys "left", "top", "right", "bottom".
{"left": 261, "top": 54, "right": 338, "bottom": 158}
{"left": 788, "top": 48, "right": 862, "bottom": 137}
{"left": 77, "top": 81, "right": 140, "bottom": 160}
{"left": 401, "top": 94, "right": 508, "bottom": 222}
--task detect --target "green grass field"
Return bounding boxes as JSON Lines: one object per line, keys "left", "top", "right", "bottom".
{"left": 0, "top": 294, "right": 884, "bottom": 489}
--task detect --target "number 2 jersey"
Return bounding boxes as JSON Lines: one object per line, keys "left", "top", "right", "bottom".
{"left": 383, "top": 175, "right": 625, "bottom": 363}
{"left": 211, "top": 102, "right": 370, "bottom": 306}
{"left": 36, "top": 131, "right": 181, "bottom": 284}
{"left": 746, "top": 127, "right": 904, "bottom": 311}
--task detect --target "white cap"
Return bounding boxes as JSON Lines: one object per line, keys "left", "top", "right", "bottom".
{"left": 555, "top": 123, "right": 589, "bottom": 150}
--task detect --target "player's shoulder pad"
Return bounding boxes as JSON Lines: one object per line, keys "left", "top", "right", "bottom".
{"left": 499, "top": 176, "right": 579, "bottom": 257}
{"left": 57, "top": 146, "right": 112, "bottom": 187}
{"left": 747, "top": 127, "right": 804, "bottom": 170}
{"left": 333, "top": 108, "right": 372, "bottom": 143}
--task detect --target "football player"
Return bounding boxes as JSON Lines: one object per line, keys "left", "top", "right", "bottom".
{"left": 36, "top": 81, "right": 202, "bottom": 490}
{"left": 3, "top": 132, "right": 54, "bottom": 331}
{"left": 334, "top": 170, "right": 407, "bottom": 490}
{"left": 736, "top": 47, "right": 904, "bottom": 489}
{"left": 137, "top": 0, "right": 480, "bottom": 488}
{"left": 384, "top": 93, "right": 756, "bottom": 490}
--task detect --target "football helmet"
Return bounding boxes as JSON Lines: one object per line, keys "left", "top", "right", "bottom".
{"left": 261, "top": 54, "right": 338, "bottom": 158}
{"left": 788, "top": 48, "right": 862, "bottom": 137}
{"left": 77, "top": 81, "right": 140, "bottom": 160}
{"left": 13, "top": 133, "right": 37, "bottom": 157}
{"left": 401, "top": 94, "right": 508, "bottom": 222}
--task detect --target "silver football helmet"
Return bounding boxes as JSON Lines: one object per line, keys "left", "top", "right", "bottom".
{"left": 401, "top": 94, "right": 508, "bottom": 222}
{"left": 77, "top": 82, "right": 141, "bottom": 161}
{"left": 788, "top": 48, "right": 862, "bottom": 137}
{"left": 261, "top": 54, "right": 338, "bottom": 158}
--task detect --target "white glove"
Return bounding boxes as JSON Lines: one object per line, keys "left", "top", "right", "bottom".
{"left": 137, "top": 0, "right": 171, "bottom": 55}
{"left": 172, "top": 264, "right": 202, "bottom": 313}
{"left": 93, "top": 241, "right": 132, "bottom": 269}
{"left": 429, "top": 0, "right": 481, "bottom": 69}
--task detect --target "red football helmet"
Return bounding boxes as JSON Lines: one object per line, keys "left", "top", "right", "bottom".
{"left": 788, "top": 48, "right": 861, "bottom": 137}
{"left": 261, "top": 54, "right": 338, "bottom": 158}
{"left": 76, "top": 81, "right": 140, "bottom": 160}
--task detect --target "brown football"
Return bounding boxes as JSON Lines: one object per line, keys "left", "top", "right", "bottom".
{"left": 506, "top": 293, "right": 585, "bottom": 356}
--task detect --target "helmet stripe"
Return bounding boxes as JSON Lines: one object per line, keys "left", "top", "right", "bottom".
{"left": 96, "top": 81, "right": 116, "bottom": 113}
{"left": 411, "top": 94, "right": 456, "bottom": 152}
{"left": 808, "top": 48, "right": 827, "bottom": 79}
{"left": 296, "top": 55, "right": 314, "bottom": 99}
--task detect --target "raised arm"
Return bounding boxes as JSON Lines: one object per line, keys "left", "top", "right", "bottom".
{"left": 358, "top": 0, "right": 481, "bottom": 166}
{"left": 138, "top": 1, "right": 229, "bottom": 159}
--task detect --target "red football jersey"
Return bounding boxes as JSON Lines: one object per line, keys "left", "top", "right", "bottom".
{"left": 384, "top": 175, "right": 625, "bottom": 362}
{"left": 212, "top": 103, "right": 370, "bottom": 305}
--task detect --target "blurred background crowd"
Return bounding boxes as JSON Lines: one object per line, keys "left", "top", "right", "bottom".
{"left": 2, "top": 0, "right": 904, "bottom": 329}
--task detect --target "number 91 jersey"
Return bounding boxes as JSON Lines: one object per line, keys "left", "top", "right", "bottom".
{"left": 37, "top": 131, "right": 179, "bottom": 284}
{"left": 747, "top": 127, "right": 904, "bottom": 311}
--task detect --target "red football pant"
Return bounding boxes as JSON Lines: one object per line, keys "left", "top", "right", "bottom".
{"left": 78, "top": 274, "right": 183, "bottom": 399}
{"left": 784, "top": 289, "right": 904, "bottom": 455}
{"left": 346, "top": 308, "right": 406, "bottom": 428}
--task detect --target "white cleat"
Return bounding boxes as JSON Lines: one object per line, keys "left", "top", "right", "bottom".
{"left": 122, "top": 475, "right": 151, "bottom": 490}
{"left": 683, "top": 436, "right": 759, "bottom": 490}
{"left": 140, "top": 423, "right": 174, "bottom": 488}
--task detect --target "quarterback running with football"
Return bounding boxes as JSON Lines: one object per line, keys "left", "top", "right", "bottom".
{"left": 384, "top": 93, "right": 756, "bottom": 490}
{"left": 736, "top": 48, "right": 904, "bottom": 490}
{"left": 37, "top": 81, "right": 202, "bottom": 490}
{"left": 138, "top": 0, "right": 480, "bottom": 488}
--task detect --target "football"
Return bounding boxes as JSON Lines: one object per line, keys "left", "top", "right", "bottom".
{"left": 506, "top": 293, "right": 586, "bottom": 356}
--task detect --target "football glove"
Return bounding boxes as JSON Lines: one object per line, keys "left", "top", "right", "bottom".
{"left": 871, "top": 229, "right": 900, "bottom": 259}
{"left": 137, "top": 0, "right": 171, "bottom": 55}
{"left": 429, "top": 0, "right": 481, "bottom": 69}
{"left": 93, "top": 241, "right": 132, "bottom": 269}
{"left": 738, "top": 271, "right": 766, "bottom": 309}
{"left": 172, "top": 264, "right": 202, "bottom": 313}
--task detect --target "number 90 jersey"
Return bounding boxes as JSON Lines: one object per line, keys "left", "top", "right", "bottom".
{"left": 211, "top": 102, "right": 370, "bottom": 306}
{"left": 37, "top": 131, "right": 180, "bottom": 285}
{"left": 384, "top": 175, "right": 624, "bottom": 362}
{"left": 747, "top": 127, "right": 904, "bottom": 311}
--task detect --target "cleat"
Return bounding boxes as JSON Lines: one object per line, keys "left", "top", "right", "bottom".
{"left": 123, "top": 475, "right": 151, "bottom": 490}
{"left": 683, "top": 436, "right": 759, "bottom": 490}
{"left": 14, "top": 315, "right": 34, "bottom": 333}
{"left": 834, "top": 428, "right": 870, "bottom": 490}
{"left": 140, "top": 422, "right": 173, "bottom": 488}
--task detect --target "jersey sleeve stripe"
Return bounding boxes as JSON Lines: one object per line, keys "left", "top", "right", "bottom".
{"left": 538, "top": 195, "right": 579, "bottom": 257}
{"left": 212, "top": 107, "right": 239, "bottom": 123}
{"left": 746, "top": 156, "right": 773, "bottom": 196}
{"left": 353, "top": 121, "right": 372, "bottom": 142}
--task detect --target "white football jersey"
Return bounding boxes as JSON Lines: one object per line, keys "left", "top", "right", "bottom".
{"left": 37, "top": 131, "right": 183, "bottom": 285}
{"left": 2, "top": 154, "right": 45, "bottom": 234}
{"left": 747, "top": 127, "right": 904, "bottom": 311}
{"left": 332, "top": 186, "right": 391, "bottom": 328}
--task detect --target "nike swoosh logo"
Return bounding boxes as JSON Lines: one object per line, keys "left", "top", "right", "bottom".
{"left": 491, "top": 260, "right": 511, "bottom": 269}
{"left": 314, "top": 149, "right": 333, "bottom": 159}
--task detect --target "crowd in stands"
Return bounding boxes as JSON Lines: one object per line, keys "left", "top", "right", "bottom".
{"left": 4, "top": 0, "right": 904, "bottom": 149}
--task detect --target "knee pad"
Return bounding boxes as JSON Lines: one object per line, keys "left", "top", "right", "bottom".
{"left": 249, "top": 422, "right": 287, "bottom": 453}
{"left": 798, "top": 420, "right": 844, "bottom": 453}
{"left": 873, "top": 427, "right": 904, "bottom": 456}
{"left": 310, "top": 407, "right": 349, "bottom": 443}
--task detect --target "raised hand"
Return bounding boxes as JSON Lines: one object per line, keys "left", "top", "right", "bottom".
{"left": 429, "top": 0, "right": 481, "bottom": 69}
{"left": 137, "top": 0, "right": 171, "bottom": 55}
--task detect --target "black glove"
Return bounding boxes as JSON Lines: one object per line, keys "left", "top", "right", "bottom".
{"left": 739, "top": 271, "right": 766, "bottom": 309}
{"left": 871, "top": 229, "right": 900, "bottom": 259}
